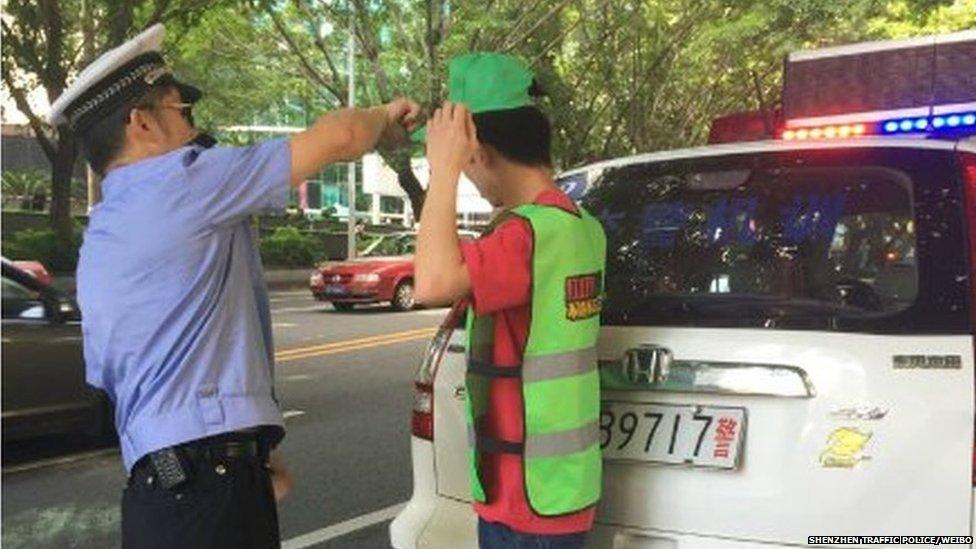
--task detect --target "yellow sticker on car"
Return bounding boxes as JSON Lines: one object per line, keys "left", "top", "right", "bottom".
{"left": 820, "top": 427, "right": 872, "bottom": 468}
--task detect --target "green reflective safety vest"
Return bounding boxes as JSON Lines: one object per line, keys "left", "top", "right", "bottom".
{"left": 465, "top": 201, "right": 606, "bottom": 517}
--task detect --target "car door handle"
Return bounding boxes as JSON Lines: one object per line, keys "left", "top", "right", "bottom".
{"left": 447, "top": 344, "right": 465, "bottom": 354}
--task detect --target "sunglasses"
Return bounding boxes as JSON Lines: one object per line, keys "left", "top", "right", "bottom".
{"left": 159, "top": 102, "right": 194, "bottom": 120}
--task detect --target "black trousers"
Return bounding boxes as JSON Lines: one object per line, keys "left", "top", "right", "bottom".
{"left": 121, "top": 453, "right": 280, "bottom": 548}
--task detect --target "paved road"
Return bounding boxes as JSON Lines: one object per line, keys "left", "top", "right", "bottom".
{"left": 1, "top": 290, "right": 451, "bottom": 548}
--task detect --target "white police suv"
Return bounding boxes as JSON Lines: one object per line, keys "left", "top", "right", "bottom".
{"left": 392, "top": 30, "right": 976, "bottom": 548}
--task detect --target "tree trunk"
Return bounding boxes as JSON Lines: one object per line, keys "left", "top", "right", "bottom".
{"left": 397, "top": 167, "right": 426, "bottom": 221}
{"left": 49, "top": 131, "right": 78, "bottom": 245}
{"left": 381, "top": 149, "right": 426, "bottom": 220}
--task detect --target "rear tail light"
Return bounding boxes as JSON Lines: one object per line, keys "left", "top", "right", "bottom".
{"left": 959, "top": 151, "right": 976, "bottom": 485}
{"left": 411, "top": 304, "right": 465, "bottom": 440}
{"left": 412, "top": 382, "right": 435, "bottom": 440}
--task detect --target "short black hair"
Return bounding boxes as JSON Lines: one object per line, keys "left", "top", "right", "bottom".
{"left": 472, "top": 105, "right": 551, "bottom": 167}
{"left": 80, "top": 84, "right": 173, "bottom": 175}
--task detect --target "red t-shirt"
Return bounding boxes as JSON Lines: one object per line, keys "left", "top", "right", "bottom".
{"left": 459, "top": 188, "right": 596, "bottom": 535}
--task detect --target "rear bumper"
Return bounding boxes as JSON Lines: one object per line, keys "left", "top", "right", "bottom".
{"left": 311, "top": 283, "right": 389, "bottom": 303}
{"left": 398, "top": 503, "right": 914, "bottom": 549}
{"left": 391, "top": 437, "right": 477, "bottom": 549}
{"left": 395, "top": 437, "right": 976, "bottom": 548}
{"left": 393, "top": 495, "right": 823, "bottom": 548}
{"left": 390, "top": 436, "right": 787, "bottom": 549}
{"left": 312, "top": 292, "right": 381, "bottom": 303}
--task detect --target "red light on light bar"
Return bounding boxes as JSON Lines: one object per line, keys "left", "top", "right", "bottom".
{"left": 780, "top": 123, "right": 868, "bottom": 140}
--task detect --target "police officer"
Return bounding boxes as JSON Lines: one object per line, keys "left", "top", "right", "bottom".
{"left": 414, "top": 54, "right": 606, "bottom": 548}
{"left": 48, "top": 24, "right": 419, "bottom": 548}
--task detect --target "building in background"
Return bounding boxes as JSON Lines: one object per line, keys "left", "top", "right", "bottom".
{"left": 362, "top": 153, "right": 492, "bottom": 228}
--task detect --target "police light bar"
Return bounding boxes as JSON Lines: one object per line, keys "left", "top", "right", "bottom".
{"left": 780, "top": 29, "right": 976, "bottom": 139}
{"left": 781, "top": 110, "right": 976, "bottom": 140}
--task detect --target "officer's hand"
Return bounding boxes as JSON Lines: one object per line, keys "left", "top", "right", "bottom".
{"left": 268, "top": 451, "right": 293, "bottom": 502}
{"left": 379, "top": 98, "right": 422, "bottom": 150}
{"left": 426, "top": 101, "right": 477, "bottom": 179}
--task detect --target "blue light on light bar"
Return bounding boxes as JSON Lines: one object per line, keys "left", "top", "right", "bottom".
{"left": 880, "top": 111, "right": 976, "bottom": 135}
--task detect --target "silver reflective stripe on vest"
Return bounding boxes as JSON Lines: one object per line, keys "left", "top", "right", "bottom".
{"left": 525, "top": 421, "right": 599, "bottom": 459}
{"left": 522, "top": 347, "right": 598, "bottom": 383}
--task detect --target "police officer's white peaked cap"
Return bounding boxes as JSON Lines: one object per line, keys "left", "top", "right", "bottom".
{"left": 48, "top": 23, "right": 201, "bottom": 133}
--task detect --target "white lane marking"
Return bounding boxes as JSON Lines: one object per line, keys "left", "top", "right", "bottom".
{"left": 269, "top": 290, "right": 312, "bottom": 299}
{"left": 273, "top": 322, "right": 297, "bottom": 328}
{"left": 415, "top": 308, "right": 450, "bottom": 317}
{"left": 282, "top": 410, "right": 306, "bottom": 420}
{"left": 2, "top": 448, "right": 119, "bottom": 475}
{"left": 281, "top": 502, "right": 406, "bottom": 549}
{"left": 269, "top": 298, "right": 306, "bottom": 304}
{"left": 283, "top": 374, "right": 313, "bottom": 382}
{"left": 271, "top": 305, "right": 326, "bottom": 314}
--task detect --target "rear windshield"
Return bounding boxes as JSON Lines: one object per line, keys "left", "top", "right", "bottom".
{"left": 583, "top": 147, "right": 969, "bottom": 334}
{"left": 556, "top": 172, "right": 588, "bottom": 200}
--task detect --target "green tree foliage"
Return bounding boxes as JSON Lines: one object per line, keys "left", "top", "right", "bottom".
{"left": 1, "top": 226, "right": 85, "bottom": 273}
{"left": 6, "top": 0, "right": 972, "bottom": 235}
{"left": 258, "top": 226, "right": 325, "bottom": 267}
{"left": 547, "top": 0, "right": 975, "bottom": 165}
{"left": 1, "top": 170, "right": 50, "bottom": 211}
{"left": 1, "top": 0, "right": 225, "bottom": 248}
{"left": 172, "top": 0, "right": 973, "bottom": 185}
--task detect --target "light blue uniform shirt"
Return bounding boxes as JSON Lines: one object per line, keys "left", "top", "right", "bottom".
{"left": 77, "top": 139, "right": 290, "bottom": 472}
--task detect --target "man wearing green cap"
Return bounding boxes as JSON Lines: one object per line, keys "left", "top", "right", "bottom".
{"left": 416, "top": 53, "right": 606, "bottom": 548}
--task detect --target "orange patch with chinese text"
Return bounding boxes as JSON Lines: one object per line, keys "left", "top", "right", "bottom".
{"left": 565, "top": 272, "right": 602, "bottom": 321}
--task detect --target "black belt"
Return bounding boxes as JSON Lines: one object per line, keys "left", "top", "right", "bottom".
{"left": 130, "top": 432, "right": 270, "bottom": 488}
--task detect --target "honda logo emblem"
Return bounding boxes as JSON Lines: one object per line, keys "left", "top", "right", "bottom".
{"left": 622, "top": 345, "right": 672, "bottom": 384}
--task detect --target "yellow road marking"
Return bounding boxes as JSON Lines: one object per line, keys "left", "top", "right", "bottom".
{"left": 274, "top": 327, "right": 438, "bottom": 363}
{"left": 275, "top": 327, "right": 437, "bottom": 357}
{"left": 277, "top": 332, "right": 435, "bottom": 362}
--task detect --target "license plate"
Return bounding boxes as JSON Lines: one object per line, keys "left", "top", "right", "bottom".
{"left": 600, "top": 401, "right": 745, "bottom": 469}
{"left": 325, "top": 284, "right": 346, "bottom": 295}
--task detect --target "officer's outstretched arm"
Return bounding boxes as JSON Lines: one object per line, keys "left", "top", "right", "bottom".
{"left": 289, "top": 98, "right": 420, "bottom": 187}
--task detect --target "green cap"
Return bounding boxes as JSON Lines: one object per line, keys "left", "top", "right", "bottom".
{"left": 412, "top": 52, "right": 535, "bottom": 142}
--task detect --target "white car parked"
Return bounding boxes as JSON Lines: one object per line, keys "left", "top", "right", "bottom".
{"left": 392, "top": 135, "right": 976, "bottom": 548}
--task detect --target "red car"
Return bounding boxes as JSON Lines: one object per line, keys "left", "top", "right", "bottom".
{"left": 310, "top": 232, "right": 420, "bottom": 311}
{"left": 310, "top": 231, "right": 478, "bottom": 311}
